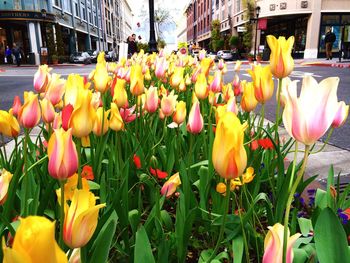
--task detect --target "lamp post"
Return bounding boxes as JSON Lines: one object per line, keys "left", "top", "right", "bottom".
{"left": 252, "top": 6, "right": 260, "bottom": 61}
{"left": 148, "top": 0, "right": 158, "bottom": 53}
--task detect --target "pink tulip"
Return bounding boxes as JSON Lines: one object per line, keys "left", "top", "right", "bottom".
{"left": 209, "top": 71, "right": 223, "bottom": 93}
{"left": 263, "top": 223, "right": 301, "bottom": 263}
{"left": 187, "top": 101, "right": 204, "bottom": 134}
{"left": 160, "top": 91, "right": 178, "bottom": 117}
{"left": 155, "top": 57, "right": 168, "bottom": 79}
{"left": 33, "top": 65, "right": 51, "bottom": 93}
{"left": 48, "top": 128, "right": 78, "bottom": 180}
{"left": 144, "top": 86, "right": 159, "bottom": 113}
{"left": 18, "top": 91, "right": 41, "bottom": 128}
{"left": 11, "top": 96, "right": 22, "bottom": 117}
{"left": 282, "top": 76, "right": 340, "bottom": 145}
{"left": 332, "top": 101, "right": 349, "bottom": 128}
{"left": 160, "top": 172, "right": 181, "bottom": 198}
{"left": 120, "top": 105, "right": 137, "bottom": 123}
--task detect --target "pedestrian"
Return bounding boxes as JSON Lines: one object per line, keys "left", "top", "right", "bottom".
{"left": 12, "top": 43, "right": 21, "bottom": 66}
{"left": 127, "top": 33, "right": 137, "bottom": 58}
{"left": 5, "top": 45, "right": 11, "bottom": 64}
{"left": 188, "top": 42, "right": 193, "bottom": 55}
{"left": 325, "top": 28, "right": 336, "bottom": 60}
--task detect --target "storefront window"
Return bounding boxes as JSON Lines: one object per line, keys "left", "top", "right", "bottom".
{"left": 39, "top": 0, "right": 48, "bottom": 10}
{"left": 342, "top": 15, "right": 350, "bottom": 25}
{"left": 319, "top": 26, "right": 341, "bottom": 52}
{"left": 321, "top": 15, "right": 340, "bottom": 25}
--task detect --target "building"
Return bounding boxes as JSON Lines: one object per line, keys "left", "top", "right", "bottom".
{"left": 0, "top": 0, "right": 134, "bottom": 65}
{"left": 176, "top": 7, "right": 188, "bottom": 46}
{"left": 120, "top": 0, "right": 133, "bottom": 42}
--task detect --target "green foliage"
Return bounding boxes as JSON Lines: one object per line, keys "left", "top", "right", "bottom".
{"left": 45, "top": 23, "right": 57, "bottom": 62}
{"left": 229, "top": 35, "right": 239, "bottom": 47}
{"left": 210, "top": 20, "right": 223, "bottom": 52}
{"left": 55, "top": 24, "right": 65, "bottom": 57}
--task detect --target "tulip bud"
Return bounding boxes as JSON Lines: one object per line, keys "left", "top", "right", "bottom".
{"left": 332, "top": 101, "right": 349, "bottom": 128}
{"left": 33, "top": 64, "right": 51, "bottom": 93}
{"left": 109, "top": 103, "right": 124, "bottom": 131}
{"left": 187, "top": 101, "right": 204, "bottom": 134}
{"left": 18, "top": 91, "right": 41, "bottom": 128}
{"left": 40, "top": 98, "right": 56, "bottom": 123}
{"left": 11, "top": 96, "right": 22, "bottom": 117}
{"left": 92, "top": 107, "right": 110, "bottom": 136}
{"left": 0, "top": 169, "right": 13, "bottom": 205}
{"left": 0, "top": 110, "right": 20, "bottom": 138}
{"left": 160, "top": 172, "right": 181, "bottom": 198}
{"left": 144, "top": 86, "right": 159, "bottom": 113}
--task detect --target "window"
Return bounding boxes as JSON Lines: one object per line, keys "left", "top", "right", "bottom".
{"left": 53, "top": 0, "right": 60, "bottom": 7}
{"left": 88, "top": 8, "right": 92, "bottom": 23}
{"left": 13, "top": 0, "right": 21, "bottom": 9}
{"left": 73, "top": 0, "right": 79, "bottom": 16}
{"left": 235, "top": 0, "right": 241, "bottom": 13}
{"left": 93, "top": 12, "right": 97, "bottom": 26}
{"left": 81, "top": 2, "right": 86, "bottom": 20}
{"left": 63, "top": 0, "right": 71, "bottom": 13}
{"left": 24, "top": 0, "right": 34, "bottom": 10}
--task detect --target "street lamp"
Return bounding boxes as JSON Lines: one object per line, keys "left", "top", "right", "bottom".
{"left": 148, "top": 0, "right": 158, "bottom": 53}
{"left": 251, "top": 6, "right": 260, "bottom": 61}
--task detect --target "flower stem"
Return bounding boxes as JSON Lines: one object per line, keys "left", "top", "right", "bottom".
{"left": 259, "top": 103, "right": 265, "bottom": 136}
{"left": 1, "top": 134, "right": 7, "bottom": 163}
{"left": 207, "top": 179, "right": 231, "bottom": 262}
{"left": 23, "top": 128, "right": 29, "bottom": 216}
{"left": 76, "top": 139, "right": 82, "bottom": 189}
{"left": 282, "top": 144, "right": 310, "bottom": 263}
{"left": 275, "top": 78, "right": 283, "bottom": 141}
{"left": 59, "top": 180, "right": 65, "bottom": 248}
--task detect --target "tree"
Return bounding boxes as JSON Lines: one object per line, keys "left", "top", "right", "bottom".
{"left": 210, "top": 20, "right": 222, "bottom": 52}
{"left": 229, "top": 35, "right": 239, "bottom": 47}
{"left": 46, "top": 23, "right": 57, "bottom": 63}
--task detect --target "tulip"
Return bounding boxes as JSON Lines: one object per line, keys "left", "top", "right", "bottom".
{"left": 212, "top": 112, "right": 247, "bottom": 179}
{"left": 56, "top": 173, "right": 90, "bottom": 203}
{"left": 262, "top": 223, "right": 301, "bottom": 263}
{"left": 113, "top": 78, "right": 128, "bottom": 108}
{"left": 130, "top": 64, "right": 144, "bottom": 96}
{"left": 63, "top": 189, "right": 106, "bottom": 248}
{"left": 209, "top": 70, "right": 223, "bottom": 93}
{"left": 266, "top": 35, "right": 295, "bottom": 78}
{"left": 170, "top": 66, "right": 185, "bottom": 89}
{"left": 64, "top": 74, "right": 85, "bottom": 107}
{"left": 120, "top": 105, "right": 137, "bottom": 123}
{"left": 200, "top": 57, "right": 213, "bottom": 76}
{"left": 45, "top": 73, "right": 66, "bottom": 106}
{"left": 109, "top": 103, "right": 124, "bottom": 131}
{"left": 40, "top": 98, "right": 56, "bottom": 124}
{"left": 155, "top": 57, "right": 168, "bottom": 79}
{"left": 0, "top": 110, "right": 20, "bottom": 138}
{"left": 53, "top": 112, "right": 62, "bottom": 129}
{"left": 248, "top": 65, "right": 274, "bottom": 103}
{"left": 68, "top": 89, "right": 97, "bottom": 138}
{"left": 172, "top": 101, "right": 187, "bottom": 125}
{"left": 191, "top": 66, "right": 201, "bottom": 83}
{"left": 160, "top": 90, "right": 178, "bottom": 117}
{"left": 11, "top": 96, "right": 22, "bottom": 117}
{"left": 234, "top": 60, "right": 242, "bottom": 72}
{"left": 187, "top": 101, "right": 204, "bottom": 134}
{"left": 0, "top": 169, "right": 13, "bottom": 205}
{"left": 282, "top": 75, "right": 339, "bottom": 145}
{"left": 332, "top": 101, "right": 349, "bottom": 128}
{"left": 144, "top": 86, "right": 159, "bottom": 113}
{"left": 48, "top": 128, "right": 78, "bottom": 180}
{"left": 160, "top": 172, "right": 181, "bottom": 198}
{"left": 3, "top": 216, "right": 68, "bottom": 263}
{"left": 18, "top": 91, "right": 41, "bottom": 128}
{"left": 33, "top": 64, "right": 51, "bottom": 93}
{"left": 61, "top": 104, "right": 74, "bottom": 131}
{"left": 217, "top": 59, "right": 225, "bottom": 70}
{"left": 92, "top": 107, "right": 110, "bottom": 136}
{"left": 93, "top": 64, "right": 111, "bottom": 93}
{"left": 194, "top": 73, "right": 208, "bottom": 100}
{"left": 241, "top": 82, "right": 258, "bottom": 112}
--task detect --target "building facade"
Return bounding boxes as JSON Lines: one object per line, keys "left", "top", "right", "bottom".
{"left": 0, "top": 0, "right": 133, "bottom": 65}
{"left": 120, "top": 0, "right": 133, "bottom": 42}
{"left": 185, "top": 0, "right": 350, "bottom": 59}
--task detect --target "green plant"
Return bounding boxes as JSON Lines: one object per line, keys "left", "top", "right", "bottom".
{"left": 229, "top": 35, "right": 239, "bottom": 47}
{"left": 55, "top": 24, "right": 65, "bottom": 57}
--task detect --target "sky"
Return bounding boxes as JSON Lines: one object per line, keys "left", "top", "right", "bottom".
{"left": 129, "top": 0, "right": 189, "bottom": 45}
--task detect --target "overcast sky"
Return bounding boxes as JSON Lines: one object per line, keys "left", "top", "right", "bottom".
{"left": 129, "top": 0, "right": 189, "bottom": 44}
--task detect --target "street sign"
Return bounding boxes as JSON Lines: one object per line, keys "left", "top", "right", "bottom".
{"left": 237, "top": 26, "right": 247, "bottom": 32}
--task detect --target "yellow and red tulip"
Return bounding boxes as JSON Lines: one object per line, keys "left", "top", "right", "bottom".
{"left": 282, "top": 76, "right": 339, "bottom": 145}
{"left": 266, "top": 35, "right": 295, "bottom": 78}
{"left": 63, "top": 189, "right": 106, "bottom": 248}
{"left": 212, "top": 112, "right": 247, "bottom": 179}
{"left": 0, "top": 110, "right": 20, "bottom": 138}
{"left": 187, "top": 101, "right": 204, "bottom": 134}
{"left": 172, "top": 101, "right": 187, "bottom": 125}
{"left": 18, "top": 91, "right": 41, "bottom": 129}
{"left": 160, "top": 172, "right": 181, "bottom": 198}
{"left": 160, "top": 90, "right": 178, "bottom": 117}
{"left": 11, "top": 96, "right": 22, "bottom": 117}
{"left": 92, "top": 107, "right": 110, "bottom": 136}
{"left": 3, "top": 216, "right": 68, "bottom": 263}
{"left": 130, "top": 64, "right": 144, "bottom": 96}
{"left": 248, "top": 65, "right": 274, "bottom": 103}
{"left": 109, "top": 103, "right": 124, "bottom": 131}
{"left": 241, "top": 82, "right": 258, "bottom": 113}
{"left": 262, "top": 223, "right": 301, "bottom": 263}
{"left": 0, "top": 169, "right": 13, "bottom": 205}
{"left": 209, "top": 70, "right": 223, "bottom": 93}
{"left": 33, "top": 64, "right": 51, "bottom": 93}
{"left": 48, "top": 128, "right": 78, "bottom": 180}
{"left": 45, "top": 73, "right": 66, "bottom": 106}
{"left": 40, "top": 97, "right": 56, "bottom": 124}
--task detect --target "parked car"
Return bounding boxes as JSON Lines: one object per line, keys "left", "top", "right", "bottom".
{"left": 217, "top": 50, "right": 234, "bottom": 61}
{"left": 69, "top": 52, "right": 92, "bottom": 64}
{"left": 105, "top": 50, "right": 117, "bottom": 62}
{"left": 87, "top": 50, "right": 98, "bottom": 63}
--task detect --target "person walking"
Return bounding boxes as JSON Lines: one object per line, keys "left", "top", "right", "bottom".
{"left": 127, "top": 34, "right": 137, "bottom": 58}
{"left": 325, "top": 28, "right": 336, "bottom": 60}
{"left": 12, "top": 43, "right": 21, "bottom": 66}
{"left": 5, "top": 46, "right": 12, "bottom": 64}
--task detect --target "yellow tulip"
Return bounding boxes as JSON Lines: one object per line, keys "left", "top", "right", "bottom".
{"left": 130, "top": 64, "right": 144, "bottom": 96}
{"left": 109, "top": 103, "right": 124, "bottom": 131}
{"left": 93, "top": 64, "right": 111, "bottom": 93}
{"left": 160, "top": 90, "right": 178, "bottom": 117}
{"left": 0, "top": 169, "right": 13, "bottom": 205}
{"left": 64, "top": 74, "right": 85, "bottom": 107}
{"left": 212, "top": 112, "right": 247, "bottom": 179}
{"left": 113, "top": 78, "right": 128, "bottom": 108}
{"left": 266, "top": 35, "right": 295, "bottom": 78}
{"left": 92, "top": 107, "right": 110, "bottom": 136}
{"left": 200, "top": 57, "right": 213, "bottom": 77}
{"left": 170, "top": 66, "right": 185, "bottom": 89}
{"left": 0, "top": 110, "right": 20, "bottom": 138}
{"left": 56, "top": 173, "right": 89, "bottom": 204}
{"left": 248, "top": 65, "right": 274, "bottom": 103}
{"left": 63, "top": 189, "right": 106, "bottom": 248}
{"left": 172, "top": 101, "right": 186, "bottom": 125}
{"left": 194, "top": 73, "right": 208, "bottom": 100}
{"left": 40, "top": 98, "right": 56, "bottom": 124}
{"left": 3, "top": 216, "right": 67, "bottom": 263}
{"left": 160, "top": 172, "right": 181, "bottom": 198}
{"left": 241, "top": 82, "right": 258, "bottom": 112}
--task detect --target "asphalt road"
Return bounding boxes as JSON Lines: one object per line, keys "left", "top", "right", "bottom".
{"left": 0, "top": 63, "right": 349, "bottom": 149}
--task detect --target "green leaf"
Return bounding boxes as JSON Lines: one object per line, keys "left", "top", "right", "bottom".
{"left": 232, "top": 235, "right": 244, "bottom": 263}
{"left": 134, "top": 225, "right": 155, "bottom": 263}
{"left": 314, "top": 208, "right": 350, "bottom": 262}
{"left": 293, "top": 248, "right": 309, "bottom": 263}
{"left": 89, "top": 211, "right": 118, "bottom": 263}
{"left": 315, "top": 189, "right": 327, "bottom": 209}
{"left": 298, "top": 218, "right": 313, "bottom": 236}
{"left": 128, "top": 209, "right": 140, "bottom": 234}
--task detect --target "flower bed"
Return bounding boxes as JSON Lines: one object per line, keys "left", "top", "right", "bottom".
{"left": 0, "top": 35, "right": 349, "bottom": 263}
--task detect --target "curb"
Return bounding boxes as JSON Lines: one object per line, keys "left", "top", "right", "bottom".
{"left": 299, "top": 62, "right": 350, "bottom": 68}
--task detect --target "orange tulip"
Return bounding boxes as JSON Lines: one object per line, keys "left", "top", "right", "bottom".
{"left": 11, "top": 96, "right": 22, "bottom": 117}
{"left": 248, "top": 65, "right": 274, "bottom": 103}
{"left": 0, "top": 110, "right": 20, "bottom": 137}
{"left": 63, "top": 189, "right": 106, "bottom": 248}
{"left": 212, "top": 112, "right": 247, "bottom": 179}
{"left": 48, "top": 128, "right": 78, "bottom": 180}
{"left": 33, "top": 64, "right": 51, "bottom": 93}
{"left": 3, "top": 216, "right": 68, "bottom": 263}
{"left": 266, "top": 35, "right": 295, "bottom": 78}
{"left": 109, "top": 103, "right": 124, "bottom": 131}
{"left": 18, "top": 91, "right": 41, "bottom": 128}
{"left": 130, "top": 64, "right": 144, "bottom": 96}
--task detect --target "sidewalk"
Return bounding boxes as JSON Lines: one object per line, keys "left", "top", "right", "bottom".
{"left": 0, "top": 63, "right": 86, "bottom": 71}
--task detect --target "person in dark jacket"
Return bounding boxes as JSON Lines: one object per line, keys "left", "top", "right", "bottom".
{"left": 325, "top": 28, "right": 336, "bottom": 60}
{"left": 127, "top": 34, "right": 137, "bottom": 58}
{"left": 12, "top": 43, "right": 21, "bottom": 66}
{"left": 5, "top": 46, "right": 12, "bottom": 64}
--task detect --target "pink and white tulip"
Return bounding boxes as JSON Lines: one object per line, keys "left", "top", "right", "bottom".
{"left": 332, "top": 101, "right": 349, "bottom": 128}
{"left": 187, "top": 101, "right": 204, "bottom": 134}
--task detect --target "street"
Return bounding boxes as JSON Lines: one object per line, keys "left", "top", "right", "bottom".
{"left": 0, "top": 63, "right": 349, "bottom": 149}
